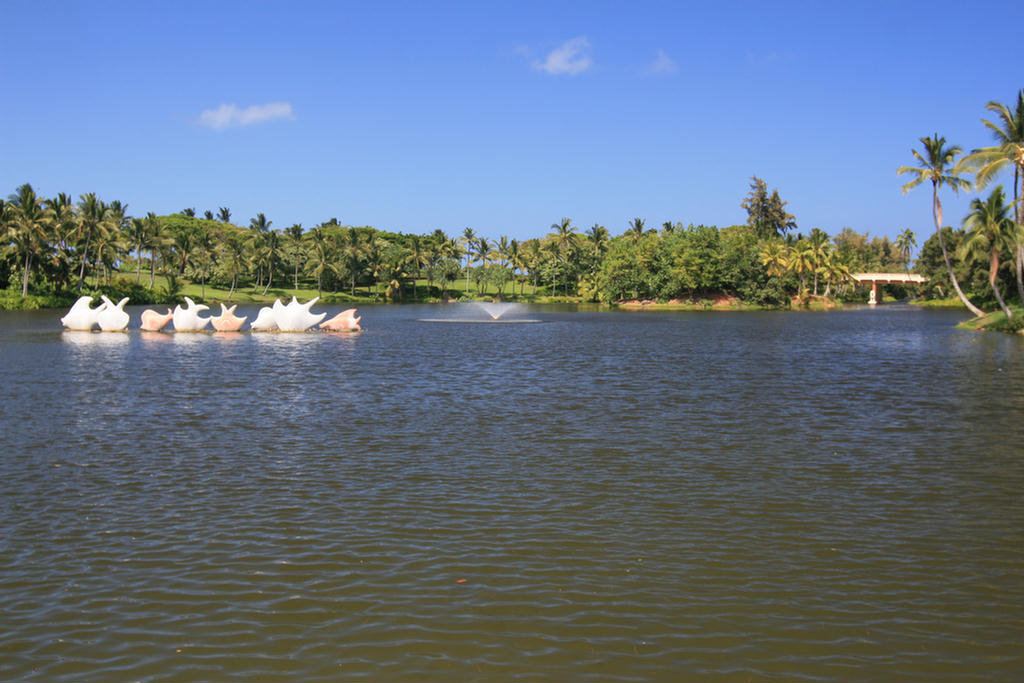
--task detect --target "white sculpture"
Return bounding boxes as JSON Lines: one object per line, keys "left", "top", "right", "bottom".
{"left": 250, "top": 306, "right": 279, "bottom": 331}
{"left": 172, "top": 297, "right": 210, "bottom": 332}
{"left": 96, "top": 296, "right": 130, "bottom": 331}
{"left": 140, "top": 308, "right": 174, "bottom": 331}
{"left": 60, "top": 295, "right": 107, "bottom": 330}
{"left": 210, "top": 303, "right": 247, "bottom": 331}
{"left": 273, "top": 296, "right": 327, "bottom": 331}
{"left": 321, "top": 308, "right": 361, "bottom": 331}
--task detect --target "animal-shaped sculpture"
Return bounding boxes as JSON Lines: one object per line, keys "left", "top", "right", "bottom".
{"left": 320, "top": 308, "right": 361, "bottom": 331}
{"left": 250, "top": 305, "right": 279, "bottom": 331}
{"left": 60, "top": 296, "right": 107, "bottom": 330}
{"left": 140, "top": 308, "right": 174, "bottom": 331}
{"left": 172, "top": 297, "right": 210, "bottom": 332}
{"left": 96, "top": 296, "right": 131, "bottom": 331}
{"left": 210, "top": 303, "right": 247, "bottom": 332}
{"left": 273, "top": 296, "right": 327, "bottom": 331}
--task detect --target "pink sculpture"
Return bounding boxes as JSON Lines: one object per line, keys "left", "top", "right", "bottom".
{"left": 140, "top": 308, "right": 174, "bottom": 331}
{"left": 320, "top": 308, "right": 361, "bottom": 331}
{"left": 210, "top": 303, "right": 247, "bottom": 331}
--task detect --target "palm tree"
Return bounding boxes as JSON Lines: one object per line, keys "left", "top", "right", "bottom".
{"left": 959, "top": 186, "right": 1018, "bottom": 317}
{"left": 217, "top": 206, "right": 232, "bottom": 223}
{"left": 459, "top": 227, "right": 477, "bottom": 294}
{"left": 338, "top": 228, "right": 367, "bottom": 296}
{"left": 808, "top": 228, "right": 829, "bottom": 296}
{"left": 898, "top": 133, "right": 985, "bottom": 316}
{"left": 181, "top": 207, "right": 196, "bottom": 217}
{"left": 895, "top": 228, "right": 917, "bottom": 274}
{"left": 626, "top": 217, "right": 647, "bottom": 243}
{"left": 305, "top": 226, "right": 336, "bottom": 297}
{"left": 75, "top": 193, "right": 113, "bottom": 292}
{"left": 126, "top": 217, "right": 150, "bottom": 283}
{"left": 788, "top": 240, "right": 814, "bottom": 295}
{"left": 550, "top": 218, "right": 578, "bottom": 295}
{"left": 144, "top": 212, "right": 167, "bottom": 289}
{"left": 759, "top": 240, "right": 789, "bottom": 278}
{"left": 285, "top": 223, "right": 303, "bottom": 289}
{"left": 203, "top": 209, "right": 214, "bottom": 220}
{"left": 408, "top": 234, "right": 425, "bottom": 298}
{"left": 222, "top": 232, "right": 246, "bottom": 298}
{"left": 819, "top": 249, "right": 853, "bottom": 299}
{"left": 962, "top": 90, "right": 1024, "bottom": 303}
{"left": 6, "top": 183, "right": 54, "bottom": 296}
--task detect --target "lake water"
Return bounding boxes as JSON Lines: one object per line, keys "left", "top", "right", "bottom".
{"left": 1, "top": 303, "right": 1022, "bottom": 682}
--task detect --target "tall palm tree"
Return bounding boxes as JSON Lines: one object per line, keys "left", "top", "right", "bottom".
{"left": 6, "top": 183, "right": 54, "bottom": 296}
{"left": 222, "top": 232, "right": 246, "bottom": 298}
{"left": 962, "top": 90, "right": 1024, "bottom": 303}
{"left": 217, "top": 207, "right": 232, "bottom": 223}
{"left": 808, "top": 228, "right": 830, "bottom": 295}
{"left": 181, "top": 207, "right": 196, "bottom": 217}
{"left": 126, "top": 217, "right": 150, "bottom": 283}
{"left": 144, "top": 212, "right": 167, "bottom": 289}
{"left": 895, "top": 228, "right": 917, "bottom": 274}
{"left": 459, "top": 227, "right": 477, "bottom": 294}
{"left": 203, "top": 210, "right": 214, "bottom": 221}
{"left": 305, "top": 226, "right": 336, "bottom": 297}
{"left": 75, "top": 193, "right": 113, "bottom": 292}
{"left": 898, "top": 134, "right": 985, "bottom": 316}
{"left": 285, "top": 223, "right": 303, "bottom": 289}
{"left": 550, "top": 218, "right": 578, "bottom": 295}
{"left": 788, "top": 240, "right": 814, "bottom": 295}
{"left": 339, "top": 228, "right": 367, "bottom": 296}
{"left": 959, "top": 186, "right": 1018, "bottom": 318}
{"left": 408, "top": 234, "right": 425, "bottom": 298}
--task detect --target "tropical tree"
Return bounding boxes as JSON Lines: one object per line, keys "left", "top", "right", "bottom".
{"left": 895, "top": 228, "right": 917, "bottom": 274}
{"left": 459, "top": 227, "right": 477, "bottom": 294}
{"left": 222, "top": 232, "right": 247, "bottom": 298}
{"left": 808, "top": 228, "right": 830, "bottom": 295}
{"left": 285, "top": 223, "right": 303, "bottom": 289}
{"left": 959, "top": 186, "right": 1017, "bottom": 317}
{"left": 788, "top": 240, "right": 814, "bottom": 295}
{"left": 75, "top": 193, "right": 114, "bottom": 292}
{"left": 962, "top": 90, "right": 1024, "bottom": 303}
{"left": 550, "top": 218, "right": 578, "bottom": 295}
{"left": 203, "top": 210, "right": 214, "bottom": 221}
{"left": 305, "top": 226, "right": 336, "bottom": 297}
{"left": 626, "top": 217, "right": 647, "bottom": 243}
{"left": 181, "top": 207, "right": 196, "bottom": 217}
{"left": 6, "top": 183, "right": 54, "bottom": 296}
{"left": 217, "top": 207, "right": 232, "bottom": 223}
{"left": 759, "top": 240, "right": 789, "bottom": 278}
{"left": 126, "top": 217, "right": 150, "bottom": 283}
{"left": 898, "top": 134, "right": 985, "bottom": 316}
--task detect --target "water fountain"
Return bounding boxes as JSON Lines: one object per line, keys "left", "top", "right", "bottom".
{"left": 417, "top": 301, "right": 541, "bottom": 324}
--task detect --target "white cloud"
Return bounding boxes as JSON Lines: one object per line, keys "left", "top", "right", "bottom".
{"left": 644, "top": 49, "right": 678, "bottom": 76}
{"left": 198, "top": 102, "right": 295, "bottom": 130}
{"left": 533, "top": 37, "right": 592, "bottom": 75}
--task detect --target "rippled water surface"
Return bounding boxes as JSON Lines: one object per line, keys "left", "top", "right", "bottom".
{"left": 2, "top": 303, "right": 1023, "bottom": 682}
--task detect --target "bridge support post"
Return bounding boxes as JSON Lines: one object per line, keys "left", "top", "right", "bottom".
{"left": 869, "top": 282, "right": 878, "bottom": 305}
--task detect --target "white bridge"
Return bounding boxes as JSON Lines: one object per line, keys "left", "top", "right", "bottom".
{"left": 852, "top": 272, "right": 927, "bottom": 305}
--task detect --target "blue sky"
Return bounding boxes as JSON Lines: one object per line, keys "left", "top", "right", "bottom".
{"left": 2, "top": 0, "right": 1021, "bottom": 246}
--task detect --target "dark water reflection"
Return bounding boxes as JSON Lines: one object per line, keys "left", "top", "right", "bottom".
{"left": 1, "top": 304, "right": 1022, "bottom": 681}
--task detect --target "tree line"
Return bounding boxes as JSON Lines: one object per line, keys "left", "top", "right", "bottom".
{"left": 0, "top": 181, "right": 917, "bottom": 308}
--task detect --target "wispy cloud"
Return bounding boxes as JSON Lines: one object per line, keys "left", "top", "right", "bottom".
{"left": 533, "top": 37, "right": 592, "bottom": 75}
{"left": 643, "top": 49, "right": 678, "bottom": 76}
{"left": 198, "top": 102, "right": 295, "bottom": 130}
